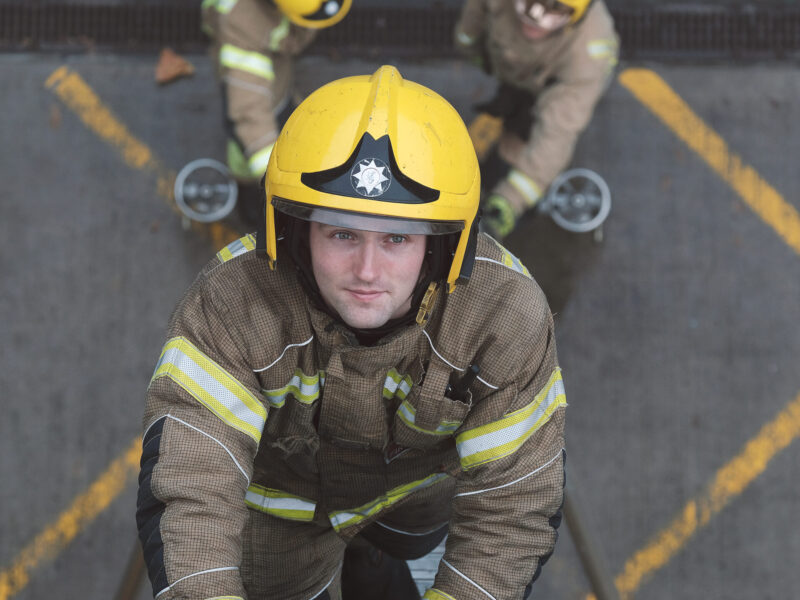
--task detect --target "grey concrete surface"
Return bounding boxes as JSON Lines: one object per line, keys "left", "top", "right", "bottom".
{"left": 1, "top": 51, "right": 798, "bottom": 600}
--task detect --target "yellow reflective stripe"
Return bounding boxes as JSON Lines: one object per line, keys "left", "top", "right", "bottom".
{"left": 152, "top": 337, "right": 266, "bottom": 443}
{"left": 216, "top": 233, "right": 256, "bottom": 263}
{"left": 269, "top": 16, "right": 291, "bottom": 51}
{"left": 245, "top": 484, "right": 316, "bottom": 521}
{"left": 486, "top": 237, "right": 532, "bottom": 278}
{"left": 219, "top": 44, "right": 274, "bottom": 80}
{"left": 201, "top": 0, "right": 237, "bottom": 12}
{"left": 215, "top": 0, "right": 238, "bottom": 13}
{"left": 247, "top": 143, "right": 274, "bottom": 178}
{"left": 261, "top": 369, "right": 325, "bottom": 407}
{"left": 456, "top": 369, "right": 565, "bottom": 470}
{"left": 329, "top": 473, "right": 449, "bottom": 531}
{"left": 507, "top": 168, "right": 542, "bottom": 206}
{"left": 397, "top": 400, "right": 461, "bottom": 436}
{"left": 383, "top": 368, "right": 412, "bottom": 400}
{"left": 500, "top": 246, "right": 531, "bottom": 278}
{"left": 423, "top": 590, "right": 456, "bottom": 600}
{"left": 587, "top": 38, "right": 619, "bottom": 65}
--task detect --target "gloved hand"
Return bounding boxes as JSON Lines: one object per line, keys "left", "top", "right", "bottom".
{"left": 481, "top": 193, "right": 517, "bottom": 240}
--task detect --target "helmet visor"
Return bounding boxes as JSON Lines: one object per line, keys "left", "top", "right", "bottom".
{"left": 273, "top": 197, "right": 464, "bottom": 235}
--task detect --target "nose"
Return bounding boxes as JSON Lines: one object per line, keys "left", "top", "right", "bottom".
{"left": 353, "top": 239, "right": 380, "bottom": 282}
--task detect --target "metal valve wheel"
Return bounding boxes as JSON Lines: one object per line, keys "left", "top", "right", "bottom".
{"left": 540, "top": 168, "right": 611, "bottom": 233}
{"left": 174, "top": 158, "right": 238, "bottom": 223}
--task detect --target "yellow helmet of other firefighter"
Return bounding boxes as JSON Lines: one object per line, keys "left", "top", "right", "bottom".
{"left": 516, "top": 0, "right": 593, "bottom": 25}
{"left": 273, "top": 0, "right": 352, "bottom": 29}
{"left": 264, "top": 65, "right": 481, "bottom": 292}
{"left": 558, "top": 0, "right": 593, "bottom": 23}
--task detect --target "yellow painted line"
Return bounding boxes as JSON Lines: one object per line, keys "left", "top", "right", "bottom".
{"left": 0, "top": 437, "right": 141, "bottom": 600}
{"left": 45, "top": 66, "right": 240, "bottom": 248}
{"left": 619, "top": 68, "right": 800, "bottom": 256}
{"left": 0, "top": 65, "right": 246, "bottom": 599}
{"left": 586, "top": 390, "right": 800, "bottom": 600}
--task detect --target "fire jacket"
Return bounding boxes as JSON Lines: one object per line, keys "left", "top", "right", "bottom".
{"left": 455, "top": 0, "right": 618, "bottom": 214}
{"left": 137, "top": 233, "right": 567, "bottom": 599}
{"left": 202, "top": 0, "right": 315, "bottom": 178}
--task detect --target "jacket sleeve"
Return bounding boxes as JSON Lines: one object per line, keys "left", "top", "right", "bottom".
{"left": 426, "top": 291, "right": 566, "bottom": 600}
{"left": 495, "top": 28, "right": 619, "bottom": 205}
{"left": 136, "top": 272, "right": 267, "bottom": 599}
{"left": 454, "top": 0, "right": 488, "bottom": 56}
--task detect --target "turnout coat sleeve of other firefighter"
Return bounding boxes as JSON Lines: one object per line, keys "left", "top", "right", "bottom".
{"left": 456, "top": 0, "right": 618, "bottom": 208}
{"left": 136, "top": 233, "right": 566, "bottom": 600}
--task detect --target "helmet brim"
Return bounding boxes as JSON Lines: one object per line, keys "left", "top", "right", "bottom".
{"left": 273, "top": 197, "right": 464, "bottom": 236}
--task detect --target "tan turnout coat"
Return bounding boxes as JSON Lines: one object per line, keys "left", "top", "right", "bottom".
{"left": 138, "top": 233, "right": 566, "bottom": 600}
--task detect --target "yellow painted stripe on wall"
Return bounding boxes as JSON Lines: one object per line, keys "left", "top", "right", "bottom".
{"left": 587, "top": 391, "right": 800, "bottom": 600}
{"left": 619, "top": 68, "right": 800, "bottom": 256}
{"left": 0, "top": 437, "right": 141, "bottom": 600}
{"left": 44, "top": 66, "right": 240, "bottom": 249}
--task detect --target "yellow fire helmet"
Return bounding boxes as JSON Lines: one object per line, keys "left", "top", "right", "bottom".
{"left": 519, "top": 0, "right": 594, "bottom": 24}
{"left": 273, "top": 0, "right": 352, "bottom": 29}
{"left": 558, "top": 0, "right": 593, "bottom": 23}
{"left": 262, "top": 65, "right": 481, "bottom": 293}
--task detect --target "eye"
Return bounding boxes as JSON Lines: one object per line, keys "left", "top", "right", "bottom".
{"left": 388, "top": 234, "right": 407, "bottom": 244}
{"left": 333, "top": 231, "right": 354, "bottom": 240}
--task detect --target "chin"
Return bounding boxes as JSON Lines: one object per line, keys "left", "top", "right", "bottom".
{"left": 340, "top": 309, "right": 391, "bottom": 330}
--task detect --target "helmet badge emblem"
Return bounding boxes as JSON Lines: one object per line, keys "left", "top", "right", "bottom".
{"left": 351, "top": 158, "right": 391, "bottom": 197}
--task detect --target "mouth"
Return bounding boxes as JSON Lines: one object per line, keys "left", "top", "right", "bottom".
{"left": 347, "top": 289, "right": 385, "bottom": 302}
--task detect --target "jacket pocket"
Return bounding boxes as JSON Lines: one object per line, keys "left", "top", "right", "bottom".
{"left": 392, "top": 361, "right": 471, "bottom": 450}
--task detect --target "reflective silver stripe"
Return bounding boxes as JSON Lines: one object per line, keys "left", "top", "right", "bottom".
{"left": 220, "top": 44, "right": 274, "bottom": 80}
{"left": 247, "top": 143, "right": 274, "bottom": 177}
{"left": 216, "top": 233, "right": 256, "bottom": 263}
{"left": 383, "top": 368, "right": 412, "bottom": 400}
{"left": 456, "top": 369, "right": 565, "bottom": 470}
{"left": 215, "top": 0, "right": 238, "bottom": 13}
{"left": 152, "top": 337, "right": 266, "bottom": 443}
{"left": 245, "top": 484, "right": 316, "bottom": 521}
{"left": 329, "top": 473, "right": 449, "bottom": 531}
{"left": 456, "top": 31, "right": 476, "bottom": 46}
{"left": 507, "top": 168, "right": 542, "bottom": 206}
{"left": 397, "top": 400, "right": 460, "bottom": 435}
{"left": 261, "top": 369, "right": 325, "bottom": 407}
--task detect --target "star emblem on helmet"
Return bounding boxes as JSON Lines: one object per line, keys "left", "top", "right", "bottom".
{"left": 351, "top": 158, "right": 391, "bottom": 197}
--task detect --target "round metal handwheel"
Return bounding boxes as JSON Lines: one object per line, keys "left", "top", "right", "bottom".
{"left": 174, "top": 158, "right": 237, "bottom": 223}
{"left": 542, "top": 168, "right": 611, "bottom": 233}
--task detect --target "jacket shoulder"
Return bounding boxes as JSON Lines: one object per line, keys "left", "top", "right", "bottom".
{"left": 193, "top": 235, "right": 313, "bottom": 368}
{"left": 427, "top": 234, "right": 553, "bottom": 388}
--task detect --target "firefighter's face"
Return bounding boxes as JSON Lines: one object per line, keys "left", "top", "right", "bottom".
{"left": 309, "top": 221, "right": 427, "bottom": 329}
{"left": 514, "top": 0, "right": 573, "bottom": 39}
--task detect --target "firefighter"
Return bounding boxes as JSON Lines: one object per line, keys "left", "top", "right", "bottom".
{"left": 455, "top": 0, "right": 619, "bottom": 239}
{"left": 202, "top": 0, "right": 351, "bottom": 222}
{"left": 136, "top": 66, "right": 566, "bottom": 600}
